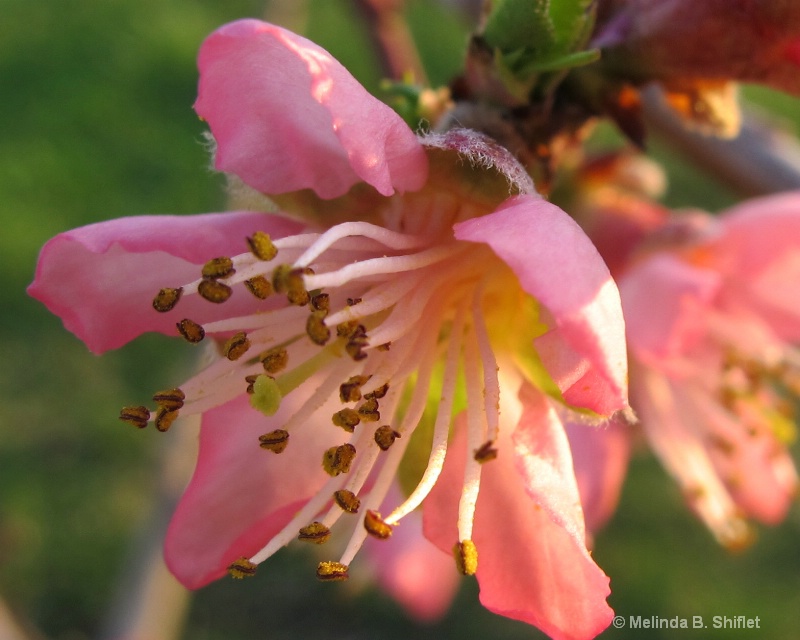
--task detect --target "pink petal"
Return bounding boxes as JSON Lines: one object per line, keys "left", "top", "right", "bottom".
{"left": 619, "top": 253, "right": 720, "bottom": 362}
{"left": 164, "top": 391, "right": 343, "bottom": 589}
{"left": 424, "top": 385, "right": 613, "bottom": 640}
{"left": 27, "top": 211, "right": 303, "bottom": 354}
{"left": 454, "top": 195, "right": 628, "bottom": 415}
{"left": 565, "top": 417, "right": 631, "bottom": 534}
{"left": 196, "top": 19, "right": 427, "bottom": 199}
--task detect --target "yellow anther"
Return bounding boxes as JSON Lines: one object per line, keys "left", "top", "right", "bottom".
{"left": 363, "top": 510, "right": 393, "bottom": 540}
{"left": 176, "top": 318, "right": 205, "bottom": 343}
{"left": 332, "top": 408, "right": 360, "bottom": 432}
{"left": 453, "top": 540, "right": 478, "bottom": 576}
{"left": 244, "top": 276, "right": 273, "bottom": 300}
{"left": 322, "top": 444, "right": 357, "bottom": 476}
{"left": 316, "top": 561, "right": 349, "bottom": 582}
{"left": 357, "top": 398, "right": 380, "bottom": 422}
{"left": 198, "top": 278, "right": 233, "bottom": 303}
{"left": 333, "top": 489, "right": 361, "bottom": 514}
{"left": 227, "top": 557, "right": 257, "bottom": 579}
{"left": 247, "top": 231, "right": 278, "bottom": 261}
{"left": 250, "top": 375, "right": 282, "bottom": 416}
{"left": 306, "top": 312, "right": 331, "bottom": 346}
{"left": 364, "top": 383, "right": 389, "bottom": 400}
{"left": 223, "top": 332, "right": 251, "bottom": 361}
{"left": 258, "top": 429, "right": 289, "bottom": 454}
{"left": 152, "top": 388, "right": 185, "bottom": 411}
{"left": 154, "top": 407, "right": 178, "bottom": 432}
{"left": 261, "top": 346, "right": 289, "bottom": 374}
{"left": 119, "top": 405, "right": 150, "bottom": 429}
{"left": 336, "top": 321, "right": 360, "bottom": 338}
{"left": 287, "top": 288, "right": 310, "bottom": 306}
{"left": 339, "top": 375, "right": 370, "bottom": 403}
{"left": 311, "top": 293, "right": 330, "bottom": 313}
{"left": 298, "top": 521, "right": 331, "bottom": 544}
{"left": 374, "top": 425, "right": 401, "bottom": 451}
{"left": 201, "top": 256, "right": 235, "bottom": 279}
{"left": 473, "top": 440, "right": 498, "bottom": 464}
{"left": 152, "top": 287, "right": 183, "bottom": 313}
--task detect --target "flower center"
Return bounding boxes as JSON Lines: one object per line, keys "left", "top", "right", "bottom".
{"left": 121, "top": 201, "right": 531, "bottom": 582}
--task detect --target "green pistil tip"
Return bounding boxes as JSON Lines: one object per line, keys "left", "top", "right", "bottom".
{"left": 250, "top": 374, "right": 283, "bottom": 416}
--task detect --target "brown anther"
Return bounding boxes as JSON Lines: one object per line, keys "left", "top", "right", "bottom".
{"left": 374, "top": 425, "right": 401, "bottom": 451}
{"left": 339, "top": 375, "right": 370, "bottom": 403}
{"left": 119, "top": 405, "right": 150, "bottom": 429}
{"left": 364, "top": 383, "right": 389, "bottom": 400}
{"left": 311, "top": 293, "right": 330, "bottom": 313}
{"left": 177, "top": 318, "right": 205, "bottom": 343}
{"left": 244, "top": 276, "right": 272, "bottom": 300}
{"left": 271, "top": 264, "right": 292, "bottom": 293}
{"left": 453, "top": 539, "right": 478, "bottom": 576}
{"left": 201, "top": 256, "right": 235, "bottom": 279}
{"left": 332, "top": 408, "right": 360, "bottom": 432}
{"left": 261, "top": 347, "right": 289, "bottom": 374}
{"left": 333, "top": 489, "right": 361, "bottom": 514}
{"left": 154, "top": 407, "right": 178, "bottom": 432}
{"left": 474, "top": 440, "right": 498, "bottom": 463}
{"left": 247, "top": 231, "right": 278, "bottom": 261}
{"left": 244, "top": 374, "right": 259, "bottom": 394}
{"left": 336, "top": 320, "right": 360, "bottom": 338}
{"left": 376, "top": 342, "right": 391, "bottom": 352}
{"left": 287, "top": 288, "right": 310, "bottom": 306}
{"left": 347, "top": 297, "right": 362, "bottom": 306}
{"left": 357, "top": 398, "right": 380, "bottom": 422}
{"left": 227, "top": 556, "right": 257, "bottom": 579}
{"left": 363, "top": 510, "right": 393, "bottom": 540}
{"left": 346, "top": 341, "right": 368, "bottom": 362}
{"left": 306, "top": 312, "right": 331, "bottom": 346}
{"left": 152, "top": 388, "right": 185, "bottom": 411}
{"left": 316, "top": 561, "right": 349, "bottom": 582}
{"left": 258, "top": 429, "right": 289, "bottom": 454}
{"left": 322, "top": 444, "right": 357, "bottom": 476}
{"left": 223, "top": 332, "right": 251, "bottom": 361}
{"left": 298, "top": 521, "right": 331, "bottom": 544}
{"left": 198, "top": 279, "right": 233, "bottom": 304}
{"left": 152, "top": 287, "right": 183, "bottom": 313}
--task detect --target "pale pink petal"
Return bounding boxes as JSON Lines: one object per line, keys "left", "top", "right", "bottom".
{"left": 164, "top": 391, "right": 343, "bottom": 589}
{"left": 196, "top": 19, "right": 427, "bottom": 199}
{"left": 27, "top": 212, "right": 303, "bottom": 354}
{"left": 366, "top": 489, "right": 459, "bottom": 622}
{"left": 424, "top": 385, "right": 614, "bottom": 640}
{"left": 565, "top": 417, "right": 631, "bottom": 534}
{"left": 620, "top": 254, "right": 719, "bottom": 362}
{"left": 454, "top": 195, "right": 628, "bottom": 415}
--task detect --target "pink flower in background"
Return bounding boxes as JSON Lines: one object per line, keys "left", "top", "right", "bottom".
{"left": 618, "top": 192, "right": 800, "bottom": 547}
{"left": 29, "top": 19, "right": 630, "bottom": 640}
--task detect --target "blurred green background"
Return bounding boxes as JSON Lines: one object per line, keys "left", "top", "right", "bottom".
{"left": 2, "top": 1, "right": 799, "bottom": 638}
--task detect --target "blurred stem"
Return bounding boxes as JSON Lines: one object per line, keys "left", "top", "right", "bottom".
{"left": 642, "top": 86, "right": 800, "bottom": 197}
{"left": 353, "top": 0, "right": 428, "bottom": 83}
{"left": 263, "top": 0, "right": 310, "bottom": 33}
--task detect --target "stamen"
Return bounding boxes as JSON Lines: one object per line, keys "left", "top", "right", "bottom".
{"left": 339, "top": 375, "right": 370, "bottom": 403}
{"left": 453, "top": 540, "right": 478, "bottom": 576}
{"left": 472, "top": 286, "right": 500, "bottom": 442}
{"left": 197, "top": 279, "right": 233, "bottom": 304}
{"left": 228, "top": 557, "right": 257, "bottom": 579}
{"left": 258, "top": 429, "right": 289, "bottom": 454}
{"left": 316, "top": 561, "right": 349, "bottom": 582}
{"left": 306, "top": 312, "right": 331, "bottom": 345}
{"left": 245, "top": 374, "right": 258, "bottom": 394}
{"left": 119, "top": 405, "right": 150, "bottom": 429}
{"left": 364, "top": 383, "right": 389, "bottom": 400}
{"left": 363, "top": 510, "right": 393, "bottom": 539}
{"left": 176, "top": 318, "right": 205, "bottom": 343}
{"left": 298, "top": 522, "right": 331, "bottom": 544}
{"left": 247, "top": 231, "right": 278, "bottom": 261}
{"left": 152, "top": 388, "right": 185, "bottom": 411}
{"left": 154, "top": 408, "right": 178, "bottom": 432}
{"left": 357, "top": 398, "right": 380, "bottom": 422}
{"left": 322, "top": 444, "right": 357, "bottom": 476}
{"left": 261, "top": 347, "right": 289, "bottom": 374}
{"left": 332, "top": 408, "right": 360, "bottom": 432}
{"left": 201, "top": 256, "right": 235, "bottom": 279}
{"left": 374, "top": 425, "right": 400, "bottom": 451}
{"left": 152, "top": 287, "right": 182, "bottom": 313}
{"left": 473, "top": 440, "right": 498, "bottom": 463}
{"left": 311, "top": 293, "right": 330, "bottom": 313}
{"left": 333, "top": 489, "right": 361, "bottom": 514}
{"left": 223, "top": 332, "right": 250, "bottom": 361}
{"left": 244, "top": 276, "right": 272, "bottom": 299}
{"left": 250, "top": 375, "right": 282, "bottom": 416}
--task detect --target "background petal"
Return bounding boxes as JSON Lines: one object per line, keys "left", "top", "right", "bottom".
{"left": 196, "top": 19, "right": 427, "bottom": 199}
{"left": 27, "top": 211, "right": 303, "bottom": 353}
